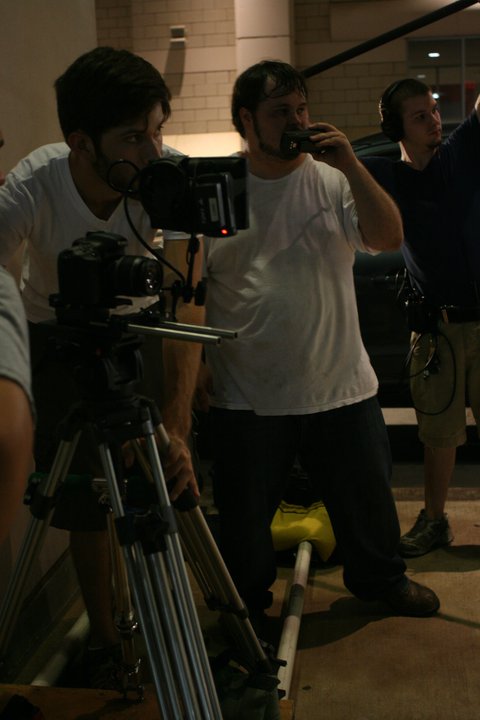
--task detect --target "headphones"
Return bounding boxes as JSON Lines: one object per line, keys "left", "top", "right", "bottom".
{"left": 379, "top": 80, "right": 409, "bottom": 142}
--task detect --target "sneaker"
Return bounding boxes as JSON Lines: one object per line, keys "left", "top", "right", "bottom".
{"left": 383, "top": 579, "right": 440, "bottom": 617}
{"left": 399, "top": 509, "right": 453, "bottom": 557}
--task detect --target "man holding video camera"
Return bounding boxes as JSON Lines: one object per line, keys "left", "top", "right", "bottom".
{"left": 0, "top": 130, "right": 35, "bottom": 548}
{"left": 203, "top": 60, "right": 440, "bottom": 623}
{"left": 0, "top": 48, "right": 204, "bottom": 686}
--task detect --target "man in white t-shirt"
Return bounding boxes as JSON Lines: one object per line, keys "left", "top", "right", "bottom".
{"left": 0, "top": 48, "right": 204, "bottom": 687}
{"left": 203, "top": 60, "right": 439, "bottom": 623}
{"left": 0, "top": 130, "right": 35, "bottom": 547}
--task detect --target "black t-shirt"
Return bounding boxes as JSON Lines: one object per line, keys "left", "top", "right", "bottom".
{"left": 363, "top": 111, "right": 480, "bottom": 307}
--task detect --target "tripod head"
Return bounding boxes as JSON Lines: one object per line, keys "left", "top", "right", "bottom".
{"left": 45, "top": 220, "right": 237, "bottom": 508}
{"left": 41, "top": 318, "right": 145, "bottom": 403}
{"left": 43, "top": 297, "right": 236, "bottom": 423}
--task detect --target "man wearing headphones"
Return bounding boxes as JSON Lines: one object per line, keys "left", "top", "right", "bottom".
{"left": 363, "top": 79, "right": 480, "bottom": 557}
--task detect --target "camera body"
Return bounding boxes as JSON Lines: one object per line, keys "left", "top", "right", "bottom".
{"left": 404, "top": 293, "right": 436, "bottom": 334}
{"left": 56, "top": 231, "right": 162, "bottom": 307}
{"left": 53, "top": 157, "right": 248, "bottom": 314}
{"left": 280, "top": 129, "right": 321, "bottom": 155}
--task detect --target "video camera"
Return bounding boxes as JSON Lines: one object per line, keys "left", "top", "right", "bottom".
{"left": 51, "top": 154, "right": 248, "bottom": 318}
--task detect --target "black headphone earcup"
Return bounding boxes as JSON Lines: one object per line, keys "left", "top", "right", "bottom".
{"left": 380, "top": 114, "right": 403, "bottom": 142}
{"left": 379, "top": 81, "right": 405, "bottom": 142}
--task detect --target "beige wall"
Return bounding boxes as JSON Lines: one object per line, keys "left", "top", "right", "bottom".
{"left": 0, "top": 0, "right": 97, "bottom": 603}
{"left": 95, "top": 0, "right": 480, "bottom": 150}
{"left": 2, "top": 1, "right": 480, "bottom": 160}
{"left": 1, "top": 0, "right": 97, "bottom": 172}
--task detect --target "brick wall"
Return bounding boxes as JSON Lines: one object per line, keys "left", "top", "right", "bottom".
{"left": 304, "top": 60, "right": 408, "bottom": 139}
{"left": 95, "top": 0, "right": 479, "bottom": 143}
{"left": 96, "top": 0, "right": 133, "bottom": 50}
{"left": 293, "top": 0, "right": 407, "bottom": 138}
{"left": 96, "top": 0, "right": 237, "bottom": 136}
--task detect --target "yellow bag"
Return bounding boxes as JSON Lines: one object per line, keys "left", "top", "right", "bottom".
{"left": 270, "top": 500, "right": 336, "bottom": 562}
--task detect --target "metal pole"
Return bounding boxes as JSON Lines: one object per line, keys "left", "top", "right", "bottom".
{"left": 277, "top": 541, "right": 312, "bottom": 698}
{"left": 302, "top": 0, "right": 480, "bottom": 78}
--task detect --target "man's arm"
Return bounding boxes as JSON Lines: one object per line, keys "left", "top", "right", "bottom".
{"left": 0, "top": 157, "right": 36, "bottom": 269}
{"left": 307, "top": 122, "right": 404, "bottom": 251}
{"left": 343, "top": 159, "right": 403, "bottom": 251}
{"left": 159, "top": 238, "right": 205, "bottom": 501}
{"left": 0, "top": 379, "right": 34, "bottom": 546}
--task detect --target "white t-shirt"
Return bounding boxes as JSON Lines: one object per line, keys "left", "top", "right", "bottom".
{"left": 0, "top": 143, "right": 158, "bottom": 322}
{"left": 0, "top": 266, "right": 34, "bottom": 413}
{"left": 204, "top": 154, "right": 378, "bottom": 415}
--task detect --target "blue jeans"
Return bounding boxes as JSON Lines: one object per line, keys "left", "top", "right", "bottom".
{"left": 210, "top": 397, "right": 406, "bottom": 612}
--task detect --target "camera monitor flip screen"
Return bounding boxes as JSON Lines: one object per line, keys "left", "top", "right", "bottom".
{"left": 138, "top": 155, "right": 248, "bottom": 237}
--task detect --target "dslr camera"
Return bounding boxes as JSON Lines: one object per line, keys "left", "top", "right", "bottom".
{"left": 53, "top": 155, "right": 248, "bottom": 314}
{"left": 280, "top": 129, "right": 321, "bottom": 155}
{"left": 56, "top": 231, "right": 162, "bottom": 308}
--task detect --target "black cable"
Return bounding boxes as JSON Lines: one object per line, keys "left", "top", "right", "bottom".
{"left": 108, "top": 159, "right": 204, "bottom": 309}
{"left": 122, "top": 193, "right": 185, "bottom": 284}
{"left": 113, "top": 161, "right": 187, "bottom": 286}
{"left": 401, "top": 327, "right": 457, "bottom": 416}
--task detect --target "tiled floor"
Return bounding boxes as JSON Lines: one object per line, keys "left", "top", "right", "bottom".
{"left": 272, "top": 494, "right": 480, "bottom": 720}
{"left": 5, "top": 453, "right": 480, "bottom": 720}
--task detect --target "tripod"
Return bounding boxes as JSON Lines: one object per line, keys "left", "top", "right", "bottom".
{"left": 0, "top": 320, "right": 278, "bottom": 718}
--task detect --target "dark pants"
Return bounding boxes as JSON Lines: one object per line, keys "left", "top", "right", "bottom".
{"left": 210, "top": 397, "right": 406, "bottom": 612}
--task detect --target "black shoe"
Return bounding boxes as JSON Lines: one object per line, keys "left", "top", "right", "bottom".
{"left": 248, "top": 609, "right": 269, "bottom": 636}
{"left": 383, "top": 579, "right": 440, "bottom": 617}
{"left": 83, "top": 643, "right": 123, "bottom": 690}
{"left": 247, "top": 609, "right": 281, "bottom": 648}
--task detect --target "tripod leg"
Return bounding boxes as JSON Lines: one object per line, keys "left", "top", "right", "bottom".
{"left": 134, "top": 436, "right": 276, "bottom": 674}
{"left": 98, "top": 442, "right": 204, "bottom": 720}
{"left": 177, "top": 506, "right": 274, "bottom": 673}
{"left": 105, "top": 510, "right": 143, "bottom": 700}
{"left": 142, "top": 430, "right": 223, "bottom": 719}
{"left": 0, "top": 433, "right": 81, "bottom": 657}
{"left": 131, "top": 437, "right": 223, "bottom": 718}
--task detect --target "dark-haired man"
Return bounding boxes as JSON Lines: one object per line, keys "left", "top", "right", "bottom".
{"left": 363, "top": 79, "right": 480, "bottom": 557}
{"left": 0, "top": 47, "right": 204, "bottom": 685}
{"left": 202, "top": 60, "right": 440, "bottom": 623}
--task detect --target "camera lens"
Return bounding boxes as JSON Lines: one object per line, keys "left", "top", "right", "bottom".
{"left": 109, "top": 256, "right": 163, "bottom": 297}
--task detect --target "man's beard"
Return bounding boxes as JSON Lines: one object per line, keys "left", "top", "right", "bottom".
{"left": 252, "top": 116, "right": 300, "bottom": 160}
